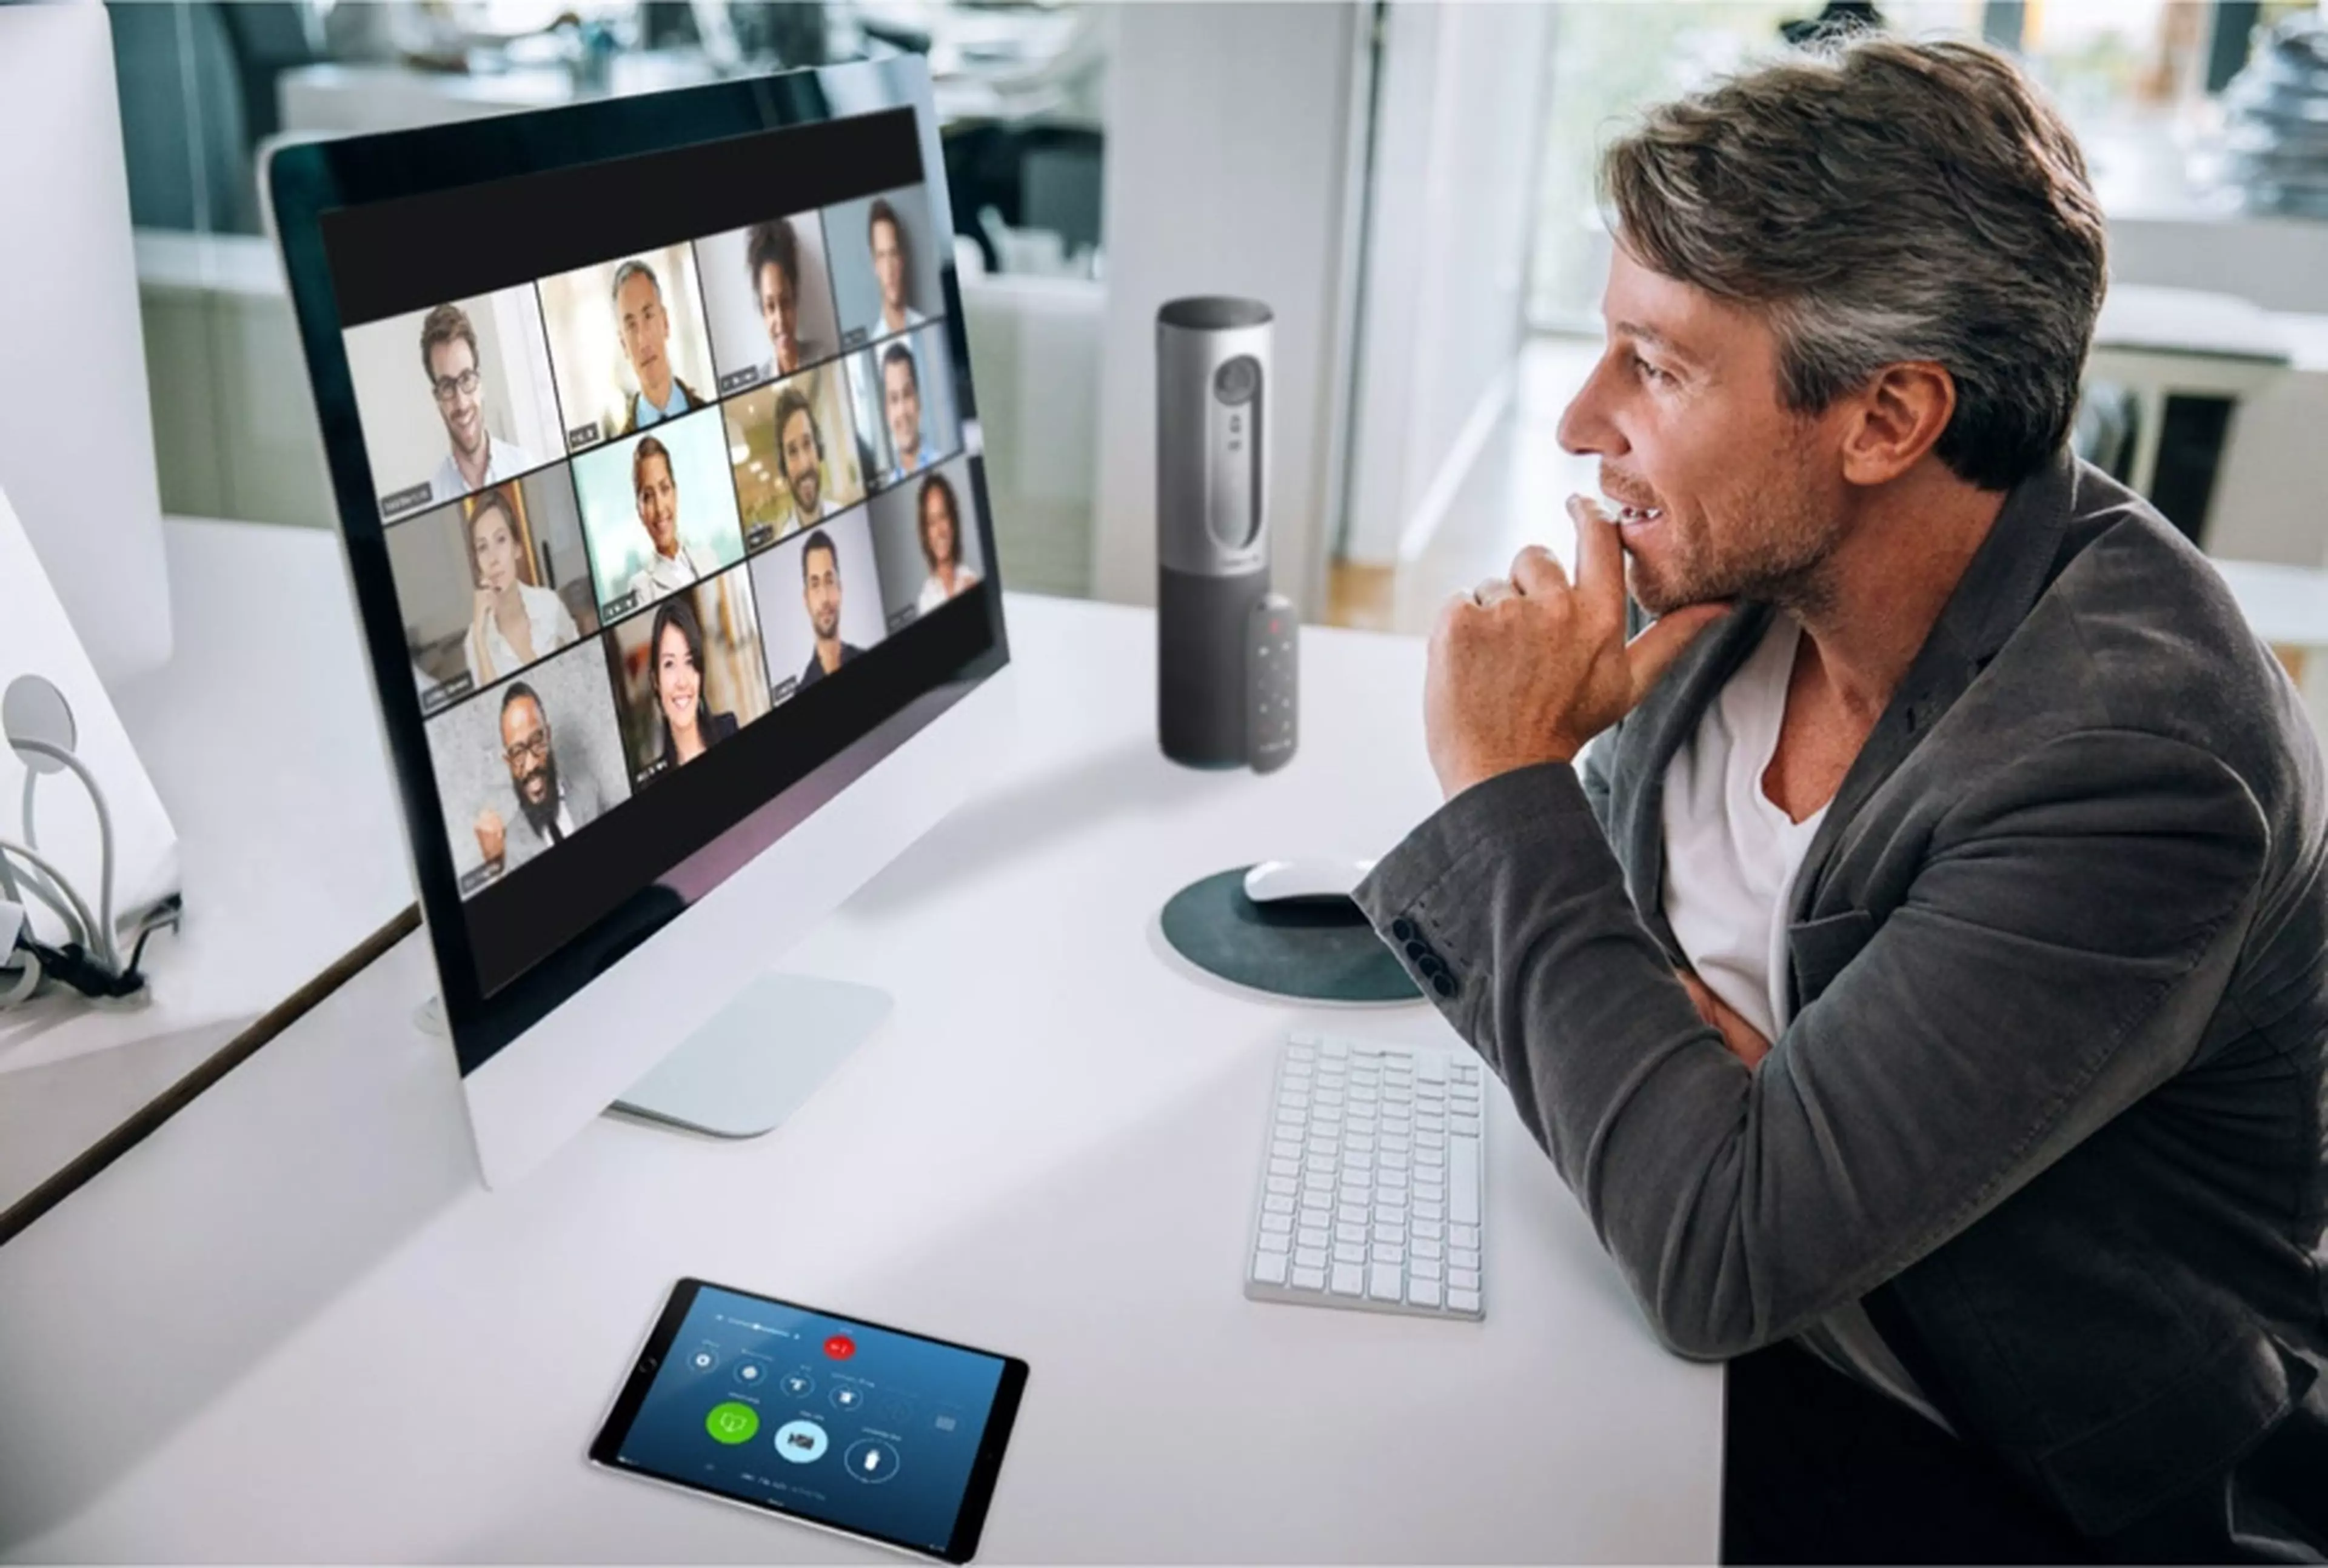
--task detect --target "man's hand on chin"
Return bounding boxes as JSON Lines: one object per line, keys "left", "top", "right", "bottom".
{"left": 1424, "top": 495, "right": 1731, "bottom": 799}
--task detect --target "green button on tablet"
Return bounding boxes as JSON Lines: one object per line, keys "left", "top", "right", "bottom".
{"left": 706, "top": 1402, "right": 760, "bottom": 1444}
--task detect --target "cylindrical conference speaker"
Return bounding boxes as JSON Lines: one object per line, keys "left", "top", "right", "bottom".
{"left": 1157, "top": 296, "right": 1273, "bottom": 768}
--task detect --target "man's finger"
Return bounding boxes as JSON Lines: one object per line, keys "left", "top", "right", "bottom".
{"left": 1567, "top": 494, "right": 1625, "bottom": 611}
{"left": 1624, "top": 601, "right": 1732, "bottom": 706}
{"left": 1510, "top": 544, "right": 1568, "bottom": 598}
{"left": 1471, "top": 576, "right": 1514, "bottom": 607}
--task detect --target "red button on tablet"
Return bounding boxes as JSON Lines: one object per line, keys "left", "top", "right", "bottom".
{"left": 824, "top": 1335, "right": 856, "bottom": 1360}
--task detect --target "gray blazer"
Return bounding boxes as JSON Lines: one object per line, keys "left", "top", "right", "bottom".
{"left": 1356, "top": 448, "right": 2328, "bottom": 1547}
{"left": 499, "top": 769, "right": 607, "bottom": 874}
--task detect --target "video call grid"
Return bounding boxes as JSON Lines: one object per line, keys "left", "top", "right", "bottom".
{"left": 351, "top": 190, "right": 975, "bottom": 903}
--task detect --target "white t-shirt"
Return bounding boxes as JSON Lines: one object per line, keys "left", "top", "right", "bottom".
{"left": 466, "top": 581, "right": 579, "bottom": 685}
{"left": 916, "top": 567, "right": 979, "bottom": 614}
{"left": 1659, "top": 611, "right": 1953, "bottom": 1432}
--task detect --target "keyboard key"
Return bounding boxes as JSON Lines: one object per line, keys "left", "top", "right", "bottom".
{"left": 1450, "top": 1266, "right": 1480, "bottom": 1290}
{"left": 1450, "top": 1141, "right": 1482, "bottom": 1224}
{"left": 1417, "top": 1052, "right": 1447, "bottom": 1082}
{"left": 1263, "top": 1195, "right": 1294, "bottom": 1215}
{"left": 1413, "top": 1238, "right": 1443, "bottom": 1261}
{"left": 1259, "top": 1229, "right": 1291, "bottom": 1253}
{"left": 1408, "top": 1277, "right": 1443, "bottom": 1309}
{"left": 1448, "top": 1287, "right": 1481, "bottom": 1314}
{"left": 1262, "top": 1213, "right": 1293, "bottom": 1235}
{"left": 1451, "top": 1247, "right": 1480, "bottom": 1270}
{"left": 1336, "top": 1222, "right": 1367, "bottom": 1245}
{"left": 1267, "top": 1176, "right": 1296, "bottom": 1196}
{"left": 1253, "top": 1251, "right": 1289, "bottom": 1286}
{"left": 1322, "top": 1041, "right": 1348, "bottom": 1058}
{"left": 1269, "top": 1158, "right": 1299, "bottom": 1178}
{"left": 1293, "top": 1266, "right": 1327, "bottom": 1290}
{"left": 1414, "top": 1201, "right": 1443, "bottom": 1222}
{"left": 1414, "top": 1218, "right": 1445, "bottom": 1241}
{"left": 1297, "top": 1226, "right": 1328, "bottom": 1249}
{"left": 1331, "top": 1263, "right": 1363, "bottom": 1296}
{"left": 1370, "top": 1263, "right": 1402, "bottom": 1301}
{"left": 1451, "top": 1223, "right": 1480, "bottom": 1250}
{"left": 1371, "top": 1243, "right": 1405, "bottom": 1267}
{"left": 1412, "top": 1256, "right": 1443, "bottom": 1281}
{"left": 1272, "top": 1139, "right": 1302, "bottom": 1161}
{"left": 1374, "top": 1223, "right": 1405, "bottom": 1246}
{"left": 1334, "top": 1242, "right": 1366, "bottom": 1265}
{"left": 1296, "top": 1246, "right": 1327, "bottom": 1269}
{"left": 1454, "top": 1115, "right": 1482, "bottom": 1136}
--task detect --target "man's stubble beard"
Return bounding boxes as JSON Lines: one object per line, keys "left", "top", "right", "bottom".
{"left": 1627, "top": 458, "right": 1842, "bottom": 623}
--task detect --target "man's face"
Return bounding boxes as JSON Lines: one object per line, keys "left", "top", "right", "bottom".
{"left": 617, "top": 272, "right": 672, "bottom": 394}
{"left": 1555, "top": 247, "right": 1847, "bottom": 616}
{"left": 757, "top": 261, "right": 800, "bottom": 373}
{"left": 635, "top": 453, "right": 678, "bottom": 555}
{"left": 429, "top": 338, "right": 486, "bottom": 459}
{"left": 500, "top": 696, "right": 555, "bottom": 807}
{"left": 803, "top": 544, "right": 841, "bottom": 639}
{"left": 781, "top": 409, "right": 822, "bottom": 516}
{"left": 883, "top": 359, "right": 922, "bottom": 465}
{"left": 871, "top": 218, "right": 906, "bottom": 312}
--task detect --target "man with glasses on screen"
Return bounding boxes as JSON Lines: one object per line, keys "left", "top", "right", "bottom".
{"left": 612, "top": 260, "right": 707, "bottom": 434}
{"left": 472, "top": 681, "right": 606, "bottom": 876}
{"left": 421, "top": 304, "right": 538, "bottom": 504}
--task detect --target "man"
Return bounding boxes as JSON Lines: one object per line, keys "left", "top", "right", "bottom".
{"left": 745, "top": 218, "right": 826, "bottom": 380}
{"left": 473, "top": 681, "right": 604, "bottom": 874}
{"left": 624, "top": 436, "right": 715, "bottom": 606}
{"left": 611, "top": 260, "right": 706, "bottom": 433}
{"left": 880, "top": 342, "right": 938, "bottom": 482}
{"left": 797, "top": 529, "right": 861, "bottom": 689}
{"left": 420, "top": 303, "right": 536, "bottom": 503}
{"left": 867, "top": 198, "right": 925, "bottom": 338}
{"left": 774, "top": 385, "right": 828, "bottom": 530}
{"left": 1355, "top": 35, "right": 2328, "bottom": 1563}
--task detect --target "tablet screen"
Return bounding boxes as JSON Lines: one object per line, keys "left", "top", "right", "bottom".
{"left": 594, "top": 1280, "right": 1026, "bottom": 1562}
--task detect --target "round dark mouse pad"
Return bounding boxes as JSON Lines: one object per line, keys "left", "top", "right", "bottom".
{"left": 1159, "top": 867, "right": 1422, "bottom": 1004}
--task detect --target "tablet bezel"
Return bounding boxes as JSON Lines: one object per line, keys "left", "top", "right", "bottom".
{"left": 589, "top": 1276, "right": 1029, "bottom": 1564}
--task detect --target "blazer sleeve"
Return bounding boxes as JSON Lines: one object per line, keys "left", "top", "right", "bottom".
{"left": 1353, "top": 729, "right": 2265, "bottom": 1359}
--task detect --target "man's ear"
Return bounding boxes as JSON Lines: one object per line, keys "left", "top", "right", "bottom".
{"left": 1839, "top": 361, "right": 1955, "bottom": 487}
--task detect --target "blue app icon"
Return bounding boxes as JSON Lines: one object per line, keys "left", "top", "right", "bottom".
{"left": 772, "top": 1418, "right": 830, "bottom": 1464}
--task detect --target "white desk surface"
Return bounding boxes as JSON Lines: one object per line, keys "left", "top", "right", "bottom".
{"left": 0, "top": 583, "right": 1723, "bottom": 1563}
{"left": 0, "top": 518, "right": 413, "bottom": 1223}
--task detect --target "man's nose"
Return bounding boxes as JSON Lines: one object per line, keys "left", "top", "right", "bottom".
{"left": 1556, "top": 355, "right": 1624, "bottom": 459}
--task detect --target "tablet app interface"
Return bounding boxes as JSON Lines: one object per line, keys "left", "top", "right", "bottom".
{"left": 618, "top": 1287, "right": 1006, "bottom": 1554}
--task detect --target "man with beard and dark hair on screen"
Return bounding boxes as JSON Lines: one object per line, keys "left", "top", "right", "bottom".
{"left": 1351, "top": 30, "right": 2328, "bottom": 1565}
{"left": 774, "top": 385, "right": 829, "bottom": 532}
{"left": 797, "top": 529, "right": 861, "bottom": 690}
{"left": 472, "top": 681, "right": 607, "bottom": 875}
{"left": 746, "top": 218, "right": 828, "bottom": 381}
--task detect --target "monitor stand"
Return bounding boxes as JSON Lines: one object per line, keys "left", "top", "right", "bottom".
{"left": 414, "top": 972, "right": 892, "bottom": 1139}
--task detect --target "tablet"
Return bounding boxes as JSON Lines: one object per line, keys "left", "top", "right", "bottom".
{"left": 591, "top": 1279, "right": 1028, "bottom": 1563}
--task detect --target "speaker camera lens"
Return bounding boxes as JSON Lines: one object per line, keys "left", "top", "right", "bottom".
{"left": 1212, "top": 356, "right": 1260, "bottom": 405}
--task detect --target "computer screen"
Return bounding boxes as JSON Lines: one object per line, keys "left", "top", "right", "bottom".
{"left": 276, "top": 76, "right": 1008, "bottom": 1078}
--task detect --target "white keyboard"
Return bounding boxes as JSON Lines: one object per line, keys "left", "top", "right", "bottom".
{"left": 1244, "top": 1032, "right": 1485, "bottom": 1320}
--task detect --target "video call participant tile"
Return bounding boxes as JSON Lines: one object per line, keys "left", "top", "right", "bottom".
{"left": 865, "top": 456, "right": 985, "bottom": 636}
{"left": 696, "top": 210, "right": 843, "bottom": 398}
{"left": 538, "top": 245, "right": 719, "bottom": 453}
{"left": 342, "top": 289, "right": 565, "bottom": 521}
{"left": 572, "top": 409, "right": 748, "bottom": 625}
{"left": 826, "top": 185, "right": 944, "bottom": 353}
{"left": 424, "top": 636, "right": 632, "bottom": 899}
{"left": 602, "top": 566, "right": 774, "bottom": 791}
{"left": 387, "top": 471, "right": 600, "bottom": 713}
{"left": 854, "top": 322, "right": 962, "bottom": 492}
{"left": 750, "top": 511, "right": 889, "bottom": 707}
{"left": 720, "top": 362, "right": 868, "bottom": 552}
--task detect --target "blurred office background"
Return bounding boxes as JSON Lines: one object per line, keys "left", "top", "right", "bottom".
{"left": 104, "top": 1, "right": 2328, "bottom": 648}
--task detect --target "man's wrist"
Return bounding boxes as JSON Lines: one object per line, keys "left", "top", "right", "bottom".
{"left": 1443, "top": 745, "right": 1580, "bottom": 799}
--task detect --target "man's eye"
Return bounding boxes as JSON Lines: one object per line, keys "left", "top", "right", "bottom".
{"left": 1631, "top": 353, "right": 1672, "bottom": 385}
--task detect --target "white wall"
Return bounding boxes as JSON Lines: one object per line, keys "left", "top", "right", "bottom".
{"left": 1343, "top": 0, "right": 1553, "bottom": 567}
{"left": 1091, "top": 2, "right": 1373, "bottom": 617}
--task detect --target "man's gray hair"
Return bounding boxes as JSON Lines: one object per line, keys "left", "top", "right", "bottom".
{"left": 1600, "top": 34, "right": 2107, "bottom": 491}
{"left": 611, "top": 259, "right": 663, "bottom": 304}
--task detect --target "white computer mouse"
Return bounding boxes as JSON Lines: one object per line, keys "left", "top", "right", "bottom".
{"left": 1242, "top": 857, "right": 1378, "bottom": 906}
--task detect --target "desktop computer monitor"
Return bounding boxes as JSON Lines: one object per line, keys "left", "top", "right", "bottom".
{"left": 267, "top": 56, "right": 1013, "bottom": 1188}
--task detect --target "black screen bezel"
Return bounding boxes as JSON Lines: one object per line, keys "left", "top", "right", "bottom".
{"left": 590, "top": 1276, "right": 1029, "bottom": 1563}
{"left": 266, "top": 58, "right": 1009, "bottom": 1073}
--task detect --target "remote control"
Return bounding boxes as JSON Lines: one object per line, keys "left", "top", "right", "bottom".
{"left": 1247, "top": 592, "right": 1298, "bottom": 773}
